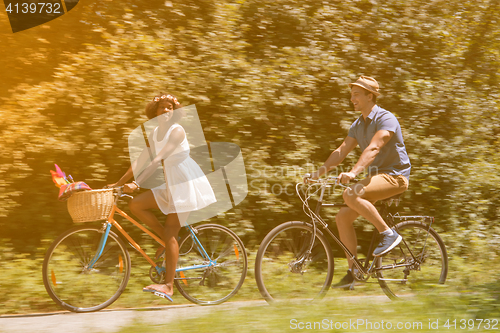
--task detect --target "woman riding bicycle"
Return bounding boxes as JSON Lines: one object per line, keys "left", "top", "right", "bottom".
{"left": 108, "top": 93, "right": 216, "bottom": 301}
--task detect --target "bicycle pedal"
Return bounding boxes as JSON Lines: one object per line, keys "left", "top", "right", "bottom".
{"left": 154, "top": 291, "right": 168, "bottom": 299}
{"left": 147, "top": 290, "right": 173, "bottom": 302}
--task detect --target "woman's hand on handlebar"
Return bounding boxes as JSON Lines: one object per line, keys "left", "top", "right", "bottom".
{"left": 123, "top": 182, "right": 139, "bottom": 194}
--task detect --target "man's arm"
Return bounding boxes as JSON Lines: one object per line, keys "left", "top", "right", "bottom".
{"left": 339, "top": 129, "right": 393, "bottom": 183}
{"left": 311, "top": 136, "right": 358, "bottom": 179}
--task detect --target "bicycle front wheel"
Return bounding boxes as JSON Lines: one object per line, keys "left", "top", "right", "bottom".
{"left": 42, "top": 225, "right": 131, "bottom": 312}
{"left": 174, "top": 224, "right": 248, "bottom": 305}
{"left": 377, "top": 221, "right": 448, "bottom": 299}
{"left": 254, "top": 221, "right": 334, "bottom": 304}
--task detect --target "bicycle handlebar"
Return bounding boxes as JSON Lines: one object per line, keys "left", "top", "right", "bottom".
{"left": 302, "top": 174, "right": 352, "bottom": 188}
{"left": 103, "top": 185, "right": 134, "bottom": 199}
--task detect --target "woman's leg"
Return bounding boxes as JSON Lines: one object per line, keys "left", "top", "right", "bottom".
{"left": 144, "top": 212, "right": 189, "bottom": 297}
{"left": 161, "top": 213, "right": 182, "bottom": 296}
{"left": 128, "top": 190, "right": 164, "bottom": 237}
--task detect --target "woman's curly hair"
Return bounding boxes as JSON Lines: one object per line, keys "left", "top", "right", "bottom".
{"left": 145, "top": 93, "right": 182, "bottom": 120}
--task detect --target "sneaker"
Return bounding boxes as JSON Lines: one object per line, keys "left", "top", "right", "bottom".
{"left": 332, "top": 270, "right": 355, "bottom": 290}
{"left": 373, "top": 229, "right": 402, "bottom": 256}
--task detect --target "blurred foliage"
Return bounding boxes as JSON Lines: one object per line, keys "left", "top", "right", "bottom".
{"left": 0, "top": 0, "right": 500, "bottom": 313}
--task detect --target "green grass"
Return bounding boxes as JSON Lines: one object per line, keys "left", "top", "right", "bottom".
{"left": 0, "top": 243, "right": 262, "bottom": 314}
{"left": 113, "top": 294, "right": 500, "bottom": 333}
{"left": 110, "top": 252, "right": 500, "bottom": 333}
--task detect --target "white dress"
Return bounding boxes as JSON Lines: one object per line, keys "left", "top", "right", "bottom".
{"left": 151, "top": 124, "right": 216, "bottom": 220}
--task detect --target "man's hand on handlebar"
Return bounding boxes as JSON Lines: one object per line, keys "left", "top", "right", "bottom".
{"left": 303, "top": 171, "right": 357, "bottom": 186}
{"left": 303, "top": 172, "right": 316, "bottom": 184}
{"left": 337, "top": 172, "right": 356, "bottom": 184}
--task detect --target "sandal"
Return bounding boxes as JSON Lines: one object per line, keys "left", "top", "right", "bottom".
{"left": 143, "top": 287, "right": 173, "bottom": 302}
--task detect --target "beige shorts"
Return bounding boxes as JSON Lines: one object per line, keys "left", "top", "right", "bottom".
{"left": 348, "top": 173, "right": 409, "bottom": 203}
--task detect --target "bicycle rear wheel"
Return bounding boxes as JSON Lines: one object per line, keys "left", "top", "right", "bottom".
{"left": 174, "top": 224, "right": 247, "bottom": 305}
{"left": 254, "top": 221, "right": 334, "bottom": 304}
{"left": 42, "top": 225, "right": 131, "bottom": 312}
{"left": 377, "top": 221, "right": 448, "bottom": 299}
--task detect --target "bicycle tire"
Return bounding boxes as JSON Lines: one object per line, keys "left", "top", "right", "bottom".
{"left": 174, "top": 224, "right": 248, "bottom": 305}
{"left": 42, "top": 225, "right": 131, "bottom": 312}
{"left": 254, "top": 221, "right": 334, "bottom": 304}
{"left": 376, "top": 221, "right": 448, "bottom": 299}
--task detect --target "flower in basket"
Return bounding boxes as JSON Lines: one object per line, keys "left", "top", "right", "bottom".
{"left": 49, "top": 164, "right": 92, "bottom": 201}
{"left": 50, "top": 164, "right": 70, "bottom": 188}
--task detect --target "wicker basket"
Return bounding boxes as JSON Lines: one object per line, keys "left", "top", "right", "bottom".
{"left": 67, "top": 189, "right": 115, "bottom": 223}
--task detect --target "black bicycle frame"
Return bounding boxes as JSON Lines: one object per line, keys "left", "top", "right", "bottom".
{"left": 310, "top": 194, "right": 428, "bottom": 277}
{"left": 312, "top": 199, "right": 378, "bottom": 275}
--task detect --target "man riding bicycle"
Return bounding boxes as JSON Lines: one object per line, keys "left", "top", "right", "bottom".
{"left": 307, "top": 76, "right": 411, "bottom": 289}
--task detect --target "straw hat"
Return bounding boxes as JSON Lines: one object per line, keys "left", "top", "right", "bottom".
{"left": 349, "top": 76, "right": 381, "bottom": 96}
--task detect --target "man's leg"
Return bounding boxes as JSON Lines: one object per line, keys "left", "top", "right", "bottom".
{"left": 343, "top": 174, "right": 408, "bottom": 255}
{"left": 343, "top": 174, "right": 407, "bottom": 231}
{"left": 343, "top": 186, "right": 389, "bottom": 232}
{"left": 336, "top": 207, "right": 360, "bottom": 269}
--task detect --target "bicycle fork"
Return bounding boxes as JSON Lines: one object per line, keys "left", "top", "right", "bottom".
{"left": 86, "top": 222, "right": 112, "bottom": 270}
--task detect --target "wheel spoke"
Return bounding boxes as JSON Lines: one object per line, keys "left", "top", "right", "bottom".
{"left": 215, "top": 237, "right": 238, "bottom": 262}
{"left": 378, "top": 221, "right": 448, "bottom": 299}
{"left": 174, "top": 224, "right": 247, "bottom": 305}
{"left": 255, "top": 222, "right": 334, "bottom": 304}
{"left": 43, "top": 227, "right": 130, "bottom": 312}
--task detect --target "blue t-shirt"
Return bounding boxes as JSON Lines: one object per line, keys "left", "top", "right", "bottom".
{"left": 347, "top": 105, "right": 411, "bottom": 180}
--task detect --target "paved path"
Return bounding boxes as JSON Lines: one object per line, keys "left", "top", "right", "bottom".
{"left": 0, "top": 300, "right": 268, "bottom": 333}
